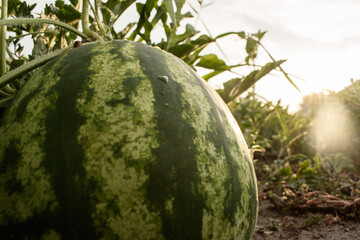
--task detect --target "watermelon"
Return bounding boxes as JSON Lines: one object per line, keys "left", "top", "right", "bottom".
{"left": 0, "top": 40, "right": 258, "bottom": 239}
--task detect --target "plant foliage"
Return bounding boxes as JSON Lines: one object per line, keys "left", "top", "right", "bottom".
{"left": 230, "top": 81, "right": 360, "bottom": 217}
{"left": 0, "top": 0, "right": 295, "bottom": 110}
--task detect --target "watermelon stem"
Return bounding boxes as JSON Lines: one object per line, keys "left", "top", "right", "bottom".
{"left": 88, "top": 0, "right": 111, "bottom": 40}
{"left": 0, "top": 95, "right": 12, "bottom": 107}
{"left": 0, "top": 0, "right": 7, "bottom": 76}
{"left": 0, "top": 0, "right": 15, "bottom": 96}
{"left": 0, "top": 18, "right": 89, "bottom": 40}
{"left": 82, "top": 0, "right": 104, "bottom": 41}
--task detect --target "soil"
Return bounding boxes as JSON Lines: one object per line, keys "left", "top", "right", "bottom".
{"left": 253, "top": 187, "right": 360, "bottom": 240}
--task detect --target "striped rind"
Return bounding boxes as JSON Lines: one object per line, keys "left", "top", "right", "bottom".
{"left": 0, "top": 40, "right": 258, "bottom": 239}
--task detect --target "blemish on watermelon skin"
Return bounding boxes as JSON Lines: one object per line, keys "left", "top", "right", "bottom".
{"left": 0, "top": 40, "right": 257, "bottom": 239}
{"left": 157, "top": 75, "right": 169, "bottom": 83}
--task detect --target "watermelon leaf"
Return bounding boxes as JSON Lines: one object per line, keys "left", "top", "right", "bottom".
{"left": 202, "top": 70, "right": 224, "bottom": 81}
{"left": 252, "top": 30, "right": 267, "bottom": 41}
{"left": 100, "top": 0, "right": 136, "bottom": 28}
{"left": 245, "top": 37, "right": 258, "bottom": 64}
{"left": 128, "top": 0, "right": 159, "bottom": 41}
{"left": 45, "top": 0, "right": 81, "bottom": 23}
{"left": 255, "top": 60, "right": 286, "bottom": 80}
{"left": 168, "top": 44, "right": 194, "bottom": 58}
{"left": 115, "top": 22, "right": 136, "bottom": 39}
{"left": 196, "top": 54, "right": 230, "bottom": 71}
{"left": 163, "top": 0, "right": 177, "bottom": 29}
{"left": 167, "top": 24, "right": 199, "bottom": 48}
{"left": 218, "top": 60, "right": 286, "bottom": 103}
{"left": 174, "top": 0, "right": 186, "bottom": 23}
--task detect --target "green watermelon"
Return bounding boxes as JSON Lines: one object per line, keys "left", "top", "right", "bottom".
{"left": 0, "top": 40, "right": 258, "bottom": 239}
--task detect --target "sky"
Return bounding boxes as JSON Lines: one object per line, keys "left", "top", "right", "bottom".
{"left": 25, "top": 0, "right": 360, "bottom": 111}
{"left": 188, "top": 0, "right": 360, "bottom": 111}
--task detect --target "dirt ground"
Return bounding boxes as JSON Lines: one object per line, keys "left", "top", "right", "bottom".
{"left": 253, "top": 188, "right": 360, "bottom": 240}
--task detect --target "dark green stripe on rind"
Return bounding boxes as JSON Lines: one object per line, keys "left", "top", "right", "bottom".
{"left": 164, "top": 50, "right": 258, "bottom": 239}
{"left": 0, "top": 140, "right": 22, "bottom": 195}
{"left": 41, "top": 44, "right": 99, "bottom": 239}
{"left": 137, "top": 44, "right": 205, "bottom": 239}
{"left": 0, "top": 43, "right": 101, "bottom": 239}
{"left": 174, "top": 57, "right": 259, "bottom": 239}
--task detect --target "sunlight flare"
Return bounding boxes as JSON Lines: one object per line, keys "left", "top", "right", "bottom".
{"left": 311, "top": 98, "right": 355, "bottom": 153}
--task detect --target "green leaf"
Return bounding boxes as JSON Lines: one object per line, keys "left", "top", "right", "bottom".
{"left": 174, "top": 0, "right": 186, "bottom": 23}
{"left": 151, "top": 4, "right": 165, "bottom": 25}
{"left": 281, "top": 67, "right": 302, "bottom": 94}
{"left": 69, "top": 0, "right": 78, "bottom": 6}
{"left": 196, "top": 54, "right": 230, "bottom": 71}
{"left": 181, "top": 11, "right": 193, "bottom": 19}
{"left": 192, "top": 34, "right": 213, "bottom": 45}
{"left": 44, "top": 0, "right": 81, "bottom": 23}
{"left": 163, "top": 0, "right": 176, "bottom": 29}
{"left": 174, "top": 0, "right": 186, "bottom": 14}
{"left": 168, "top": 44, "right": 194, "bottom": 58}
{"left": 202, "top": 70, "right": 224, "bottom": 81}
{"left": 252, "top": 30, "right": 266, "bottom": 41}
{"left": 159, "top": 4, "right": 170, "bottom": 37}
{"left": 144, "top": 0, "right": 160, "bottom": 14}
{"left": 179, "top": 34, "right": 213, "bottom": 64}
{"left": 279, "top": 165, "right": 293, "bottom": 177}
{"left": 167, "top": 23, "right": 199, "bottom": 48}
{"left": 255, "top": 40, "right": 302, "bottom": 94}
{"left": 245, "top": 37, "right": 258, "bottom": 64}
{"left": 100, "top": 0, "right": 136, "bottom": 27}
{"left": 9, "top": 58, "right": 25, "bottom": 70}
{"left": 217, "top": 77, "right": 245, "bottom": 103}
{"left": 184, "top": 44, "right": 207, "bottom": 65}
{"left": 274, "top": 106, "right": 289, "bottom": 138}
{"left": 217, "top": 61, "right": 288, "bottom": 103}
{"left": 135, "top": 3, "right": 144, "bottom": 16}
{"left": 128, "top": 0, "right": 159, "bottom": 41}
{"left": 238, "top": 31, "right": 246, "bottom": 39}
{"left": 215, "top": 31, "right": 245, "bottom": 40}
{"left": 8, "top": 0, "right": 36, "bottom": 18}
{"left": 117, "top": 22, "right": 136, "bottom": 39}
{"left": 301, "top": 214, "right": 323, "bottom": 228}
{"left": 255, "top": 60, "right": 286, "bottom": 80}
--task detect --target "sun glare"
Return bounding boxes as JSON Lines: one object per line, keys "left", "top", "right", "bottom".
{"left": 311, "top": 98, "right": 355, "bottom": 153}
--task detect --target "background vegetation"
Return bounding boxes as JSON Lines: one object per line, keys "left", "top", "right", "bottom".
{"left": 237, "top": 81, "right": 360, "bottom": 218}
{"left": 0, "top": 0, "right": 359, "bottom": 221}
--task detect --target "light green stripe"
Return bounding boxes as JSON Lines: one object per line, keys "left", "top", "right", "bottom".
{"left": 0, "top": 56, "right": 67, "bottom": 224}
{"left": 75, "top": 42, "right": 163, "bottom": 239}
